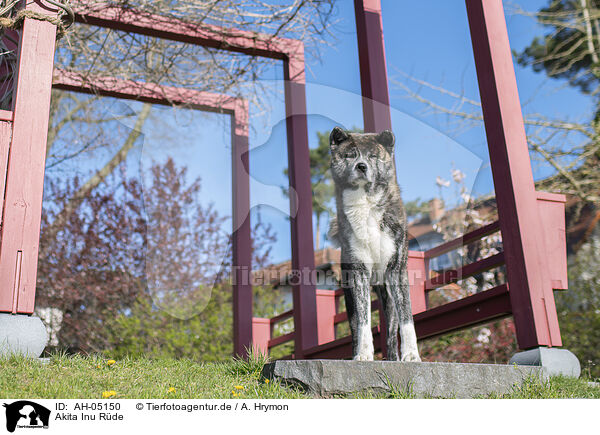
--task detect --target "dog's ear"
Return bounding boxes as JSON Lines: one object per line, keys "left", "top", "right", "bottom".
{"left": 377, "top": 130, "right": 395, "bottom": 154}
{"left": 329, "top": 127, "right": 349, "bottom": 152}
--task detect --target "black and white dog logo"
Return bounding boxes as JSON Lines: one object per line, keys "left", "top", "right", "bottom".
{"left": 3, "top": 401, "right": 50, "bottom": 432}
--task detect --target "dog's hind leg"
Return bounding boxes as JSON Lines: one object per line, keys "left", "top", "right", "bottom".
{"left": 385, "top": 258, "right": 420, "bottom": 362}
{"left": 397, "top": 273, "right": 420, "bottom": 363}
{"left": 343, "top": 264, "right": 373, "bottom": 361}
{"left": 375, "top": 284, "right": 400, "bottom": 361}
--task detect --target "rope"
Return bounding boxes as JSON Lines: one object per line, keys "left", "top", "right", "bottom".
{"left": 0, "top": 1, "right": 73, "bottom": 39}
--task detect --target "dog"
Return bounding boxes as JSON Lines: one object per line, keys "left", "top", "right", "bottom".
{"left": 327, "top": 127, "right": 420, "bottom": 362}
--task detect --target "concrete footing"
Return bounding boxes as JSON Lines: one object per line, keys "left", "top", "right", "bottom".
{"left": 509, "top": 347, "right": 581, "bottom": 378}
{"left": 261, "top": 360, "right": 546, "bottom": 398}
{"left": 0, "top": 313, "right": 48, "bottom": 358}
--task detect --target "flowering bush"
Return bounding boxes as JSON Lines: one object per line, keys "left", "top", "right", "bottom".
{"left": 36, "top": 158, "right": 281, "bottom": 359}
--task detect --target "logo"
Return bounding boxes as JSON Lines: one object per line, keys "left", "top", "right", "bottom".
{"left": 2, "top": 401, "right": 50, "bottom": 433}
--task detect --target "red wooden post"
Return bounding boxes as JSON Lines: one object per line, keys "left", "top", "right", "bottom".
{"left": 466, "top": 0, "right": 562, "bottom": 348}
{"left": 354, "top": 0, "right": 392, "bottom": 133}
{"left": 536, "top": 192, "right": 568, "bottom": 291}
{"left": 0, "top": 0, "right": 59, "bottom": 314}
{"left": 0, "top": 113, "right": 13, "bottom": 310}
{"left": 252, "top": 317, "right": 271, "bottom": 357}
{"left": 232, "top": 99, "right": 253, "bottom": 358}
{"left": 316, "top": 289, "right": 337, "bottom": 344}
{"left": 408, "top": 251, "right": 427, "bottom": 314}
{"left": 355, "top": 0, "right": 396, "bottom": 358}
{"left": 283, "top": 43, "right": 319, "bottom": 358}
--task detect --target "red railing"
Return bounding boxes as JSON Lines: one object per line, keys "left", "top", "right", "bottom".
{"left": 252, "top": 191, "right": 568, "bottom": 359}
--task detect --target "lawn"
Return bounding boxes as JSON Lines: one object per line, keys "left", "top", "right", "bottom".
{"left": 0, "top": 354, "right": 598, "bottom": 399}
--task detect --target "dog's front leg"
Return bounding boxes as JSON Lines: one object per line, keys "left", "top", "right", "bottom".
{"left": 345, "top": 264, "right": 373, "bottom": 361}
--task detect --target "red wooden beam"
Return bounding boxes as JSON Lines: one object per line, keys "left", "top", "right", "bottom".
{"left": 268, "top": 331, "right": 295, "bottom": 349}
{"left": 425, "top": 252, "right": 505, "bottom": 290}
{"left": 424, "top": 221, "right": 500, "bottom": 259}
{"left": 354, "top": 0, "right": 393, "bottom": 357}
{"left": 536, "top": 192, "right": 568, "bottom": 290}
{"left": 231, "top": 97, "right": 252, "bottom": 358}
{"left": 302, "top": 284, "right": 511, "bottom": 360}
{"left": 70, "top": 2, "right": 302, "bottom": 65}
{"left": 52, "top": 70, "right": 242, "bottom": 113}
{"left": 316, "top": 289, "right": 337, "bottom": 344}
{"left": 413, "top": 283, "right": 511, "bottom": 340}
{"left": 466, "top": 0, "right": 562, "bottom": 348}
{"left": 354, "top": 0, "right": 392, "bottom": 132}
{"left": 0, "top": 1, "right": 59, "bottom": 313}
{"left": 269, "top": 308, "right": 294, "bottom": 326}
{"left": 0, "top": 119, "right": 12, "bottom": 235}
{"left": 252, "top": 317, "right": 270, "bottom": 356}
{"left": 282, "top": 47, "right": 319, "bottom": 357}
{"left": 303, "top": 325, "right": 381, "bottom": 360}
{"left": 408, "top": 250, "right": 427, "bottom": 314}
{"left": 333, "top": 299, "right": 380, "bottom": 325}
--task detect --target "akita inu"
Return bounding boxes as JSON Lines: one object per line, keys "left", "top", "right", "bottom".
{"left": 328, "top": 127, "right": 420, "bottom": 362}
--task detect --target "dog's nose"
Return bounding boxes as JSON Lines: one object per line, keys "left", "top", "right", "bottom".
{"left": 355, "top": 162, "right": 368, "bottom": 174}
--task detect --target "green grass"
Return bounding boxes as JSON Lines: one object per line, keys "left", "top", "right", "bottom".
{"left": 485, "top": 375, "right": 600, "bottom": 399}
{"left": 0, "top": 352, "right": 306, "bottom": 399}
{"left": 0, "top": 353, "right": 598, "bottom": 399}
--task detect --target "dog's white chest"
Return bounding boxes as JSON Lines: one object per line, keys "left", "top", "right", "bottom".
{"left": 342, "top": 189, "right": 396, "bottom": 272}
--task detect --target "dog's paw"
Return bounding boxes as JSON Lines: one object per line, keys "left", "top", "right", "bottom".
{"left": 400, "top": 352, "right": 421, "bottom": 362}
{"left": 353, "top": 352, "right": 374, "bottom": 361}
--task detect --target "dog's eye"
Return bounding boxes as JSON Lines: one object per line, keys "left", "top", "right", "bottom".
{"left": 368, "top": 153, "right": 378, "bottom": 159}
{"left": 344, "top": 151, "right": 357, "bottom": 159}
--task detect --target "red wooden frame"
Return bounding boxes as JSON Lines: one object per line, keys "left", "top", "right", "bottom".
{"left": 0, "top": 0, "right": 318, "bottom": 359}
{"left": 252, "top": 0, "right": 568, "bottom": 359}
{"left": 70, "top": 1, "right": 319, "bottom": 359}
{"left": 51, "top": 70, "right": 253, "bottom": 356}
{"left": 466, "top": 0, "right": 563, "bottom": 348}
{"left": 0, "top": 0, "right": 569, "bottom": 362}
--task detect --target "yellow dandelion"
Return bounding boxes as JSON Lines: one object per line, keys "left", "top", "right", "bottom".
{"left": 264, "top": 379, "right": 270, "bottom": 384}
{"left": 106, "top": 360, "right": 116, "bottom": 366}
{"left": 234, "top": 385, "right": 244, "bottom": 390}
{"left": 102, "top": 391, "right": 116, "bottom": 399}
{"left": 231, "top": 391, "right": 237, "bottom": 396}
{"left": 96, "top": 365, "right": 101, "bottom": 369}
{"left": 168, "top": 387, "right": 176, "bottom": 393}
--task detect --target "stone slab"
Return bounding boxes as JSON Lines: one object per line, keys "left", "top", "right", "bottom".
{"left": 509, "top": 347, "right": 580, "bottom": 378}
{"left": 0, "top": 314, "right": 48, "bottom": 358}
{"left": 261, "top": 360, "right": 547, "bottom": 398}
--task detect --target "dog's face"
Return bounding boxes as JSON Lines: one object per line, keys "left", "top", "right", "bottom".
{"left": 329, "top": 127, "right": 396, "bottom": 189}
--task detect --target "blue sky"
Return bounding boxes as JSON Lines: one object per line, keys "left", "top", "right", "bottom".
{"left": 50, "top": 1, "right": 595, "bottom": 265}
